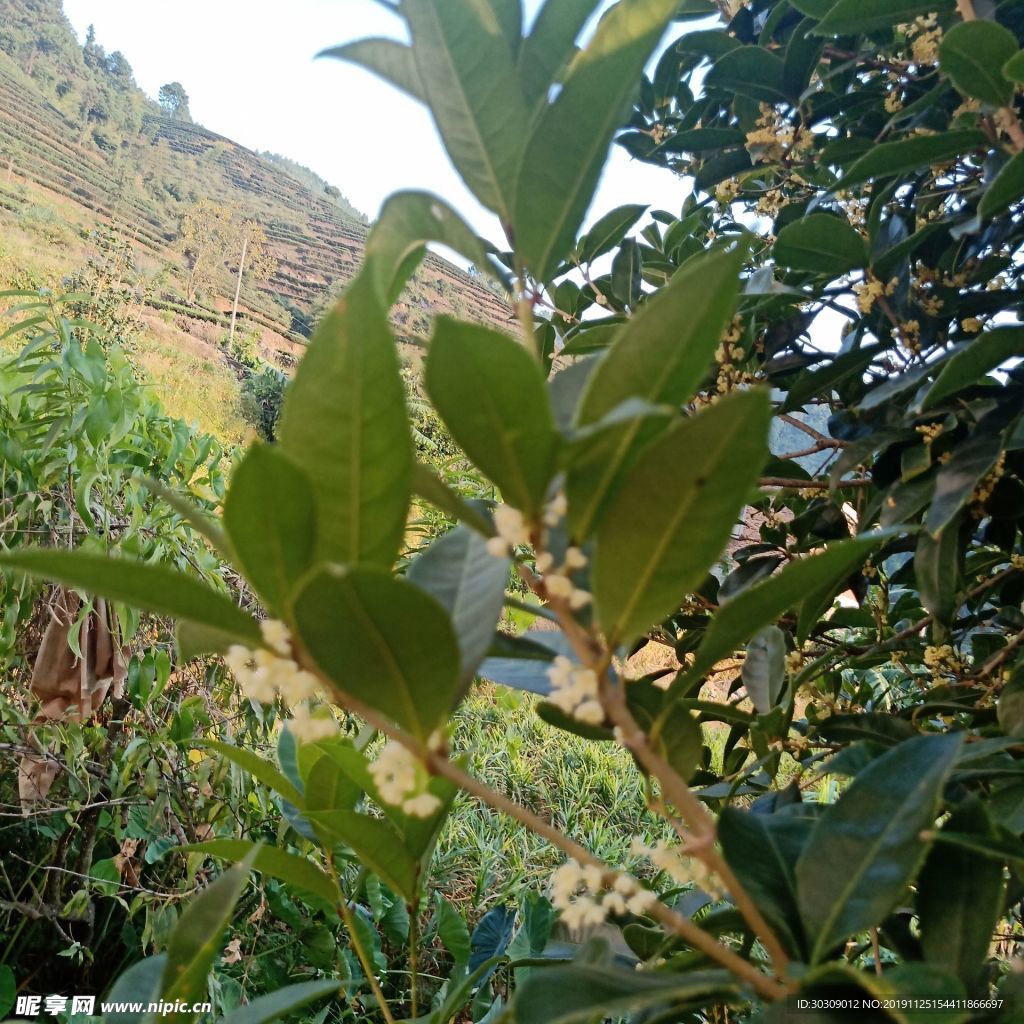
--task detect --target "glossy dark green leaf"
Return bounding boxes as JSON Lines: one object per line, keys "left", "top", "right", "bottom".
{"left": 178, "top": 839, "right": 338, "bottom": 905}
{"left": 814, "top": 0, "right": 955, "bottom": 35}
{"left": 918, "top": 801, "right": 1005, "bottom": 991}
{"left": 408, "top": 524, "right": 510, "bottom": 683}
{"left": 512, "top": 963, "right": 735, "bottom": 1024}
{"left": 198, "top": 740, "right": 303, "bottom": 808}
{"left": 1006, "top": 50, "right": 1024, "bottom": 84}
{"left": 689, "top": 534, "right": 892, "bottom": 680}
{"left": 915, "top": 521, "right": 962, "bottom": 624}
{"left": 796, "top": 733, "right": 962, "bottom": 963}
{"left": 320, "top": 38, "right": 425, "bottom": 102}
{"left": 160, "top": 853, "right": 255, "bottom": 1021}
{"left": 278, "top": 274, "right": 412, "bottom": 568}
{"left": 774, "top": 215, "right": 868, "bottom": 275}
{"left": 940, "top": 21, "right": 1018, "bottom": 108}
{"left": 980, "top": 150, "right": 1024, "bottom": 219}
{"left": 743, "top": 626, "right": 787, "bottom": 714}
{"left": 518, "top": 0, "right": 603, "bottom": 109}
{"left": 0, "top": 550, "right": 259, "bottom": 647}
{"left": 719, "top": 807, "right": 810, "bottom": 958}
{"left": 218, "top": 981, "right": 339, "bottom": 1024}
{"left": 404, "top": 0, "right": 527, "bottom": 217}
{"left": 998, "top": 676, "right": 1024, "bottom": 737}
{"left": 926, "top": 433, "right": 1002, "bottom": 537}
{"left": 578, "top": 203, "right": 649, "bottom": 263}
{"left": 223, "top": 444, "right": 315, "bottom": 613}
{"left": 292, "top": 564, "right": 461, "bottom": 739}
{"left": 835, "top": 131, "right": 987, "bottom": 192}
{"left": 425, "top": 318, "right": 558, "bottom": 515}
{"left": 706, "top": 47, "right": 788, "bottom": 103}
{"left": 103, "top": 956, "right": 164, "bottom": 1024}
{"left": 568, "top": 246, "right": 745, "bottom": 537}
{"left": 922, "top": 327, "right": 1024, "bottom": 408}
{"left": 610, "top": 237, "right": 642, "bottom": 306}
{"left": 788, "top": 0, "right": 837, "bottom": 15}
{"left": 593, "top": 390, "right": 770, "bottom": 646}
{"left": 512, "top": 0, "right": 679, "bottom": 281}
{"left": 435, "top": 892, "right": 472, "bottom": 965}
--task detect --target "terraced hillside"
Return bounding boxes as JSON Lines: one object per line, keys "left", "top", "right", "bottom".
{"left": 0, "top": 0, "right": 510, "bottom": 351}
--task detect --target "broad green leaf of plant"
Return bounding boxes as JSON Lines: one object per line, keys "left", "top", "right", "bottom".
{"left": 577, "top": 203, "right": 649, "bottom": 264}
{"left": 103, "top": 956, "right": 165, "bottom": 1024}
{"left": 304, "top": 809, "right": 419, "bottom": 900}
{"left": 917, "top": 801, "right": 1005, "bottom": 991}
{"left": 512, "top": 963, "right": 735, "bottom": 1024}
{"left": 408, "top": 524, "right": 510, "bottom": 684}
{"left": 0, "top": 550, "right": 260, "bottom": 647}
{"left": 278, "top": 273, "right": 412, "bottom": 568}
{"left": 435, "top": 892, "right": 472, "bottom": 965}
{"left": 517, "top": 0, "right": 602, "bottom": 110}
{"left": 940, "top": 21, "right": 1018, "bottom": 109}
{"left": 922, "top": 327, "right": 1024, "bottom": 408}
{"left": 980, "top": 151, "right": 1024, "bottom": 220}
{"left": 402, "top": 0, "right": 528, "bottom": 218}
{"left": 363, "top": 191, "right": 504, "bottom": 305}
{"left": 425, "top": 317, "right": 558, "bottom": 515}
{"left": 926, "top": 432, "right": 1003, "bottom": 537}
{"left": 834, "top": 131, "right": 987, "bottom": 192}
{"left": 568, "top": 246, "right": 745, "bottom": 537}
{"left": 742, "top": 626, "right": 787, "bottom": 715}
{"left": 719, "top": 807, "right": 810, "bottom": 959}
{"left": 179, "top": 839, "right": 338, "bottom": 905}
{"left": 198, "top": 740, "right": 304, "bottom": 808}
{"left": 706, "top": 47, "right": 788, "bottom": 103}
{"left": 292, "top": 564, "right": 461, "bottom": 739}
{"left": 512, "top": 0, "right": 679, "bottom": 281}
{"left": 223, "top": 443, "right": 316, "bottom": 613}
{"left": 813, "top": 0, "right": 955, "bottom": 35}
{"left": 160, "top": 852, "right": 256, "bottom": 1022}
{"left": 320, "top": 37, "right": 426, "bottom": 101}
{"left": 593, "top": 389, "right": 770, "bottom": 647}
{"left": 796, "top": 733, "right": 962, "bottom": 963}
{"left": 915, "top": 519, "right": 962, "bottom": 624}
{"left": 774, "top": 215, "right": 868, "bottom": 276}
{"left": 688, "top": 532, "right": 896, "bottom": 680}
{"left": 218, "top": 981, "right": 340, "bottom": 1024}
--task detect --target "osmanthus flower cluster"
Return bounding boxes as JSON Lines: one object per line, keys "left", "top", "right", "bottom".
{"left": 549, "top": 859, "right": 656, "bottom": 930}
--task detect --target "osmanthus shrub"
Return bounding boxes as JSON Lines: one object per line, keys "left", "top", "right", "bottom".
{"left": 6, "top": 0, "right": 1024, "bottom": 1020}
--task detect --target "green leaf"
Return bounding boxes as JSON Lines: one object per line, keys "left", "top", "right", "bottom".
{"left": 578, "top": 203, "right": 649, "bottom": 264}
{"left": 435, "top": 892, "right": 472, "bottom": 965}
{"left": 304, "top": 810, "right": 419, "bottom": 899}
{"left": 512, "top": 0, "right": 679, "bottom": 281}
{"left": 364, "top": 191, "right": 504, "bottom": 305}
{"left": 915, "top": 521, "right": 961, "bottom": 624}
{"left": 179, "top": 840, "right": 339, "bottom": 905}
{"left": 922, "top": 328, "right": 1024, "bottom": 408}
{"left": 980, "top": 150, "right": 1024, "bottom": 219}
{"left": 774, "top": 215, "right": 868, "bottom": 275}
{"left": 404, "top": 0, "right": 527, "bottom": 217}
{"left": 218, "top": 980, "right": 340, "bottom": 1024}
{"left": 719, "top": 807, "right": 810, "bottom": 958}
{"left": 517, "top": 0, "right": 602, "bottom": 109}
{"left": 689, "top": 533, "right": 894, "bottom": 680}
{"left": 408, "top": 524, "right": 510, "bottom": 684}
{"left": 796, "top": 733, "right": 962, "bottom": 963}
{"left": 998, "top": 675, "right": 1024, "bottom": 736}
{"left": 926, "top": 433, "right": 1002, "bottom": 537}
{"left": 160, "top": 853, "right": 255, "bottom": 1021}
{"left": 568, "top": 246, "right": 745, "bottom": 537}
{"left": 223, "top": 444, "right": 316, "bottom": 613}
{"left": 320, "top": 38, "right": 425, "bottom": 102}
{"left": 610, "top": 237, "right": 642, "bottom": 306}
{"left": 103, "top": 956, "right": 164, "bottom": 1024}
{"left": 835, "top": 131, "right": 987, "bottom": 192}
{"left": 425, "top": 317, "right": 558, "bottom": 515}
{"left": 743, "top": 626, "right": 787, "bottom": 714}
{"left": 512, "top": 963, "right": 735, "bottom": 1024}
{"left": 0, "top": 965, "right": 12, "bottom": 1021}
{"left": 788, "top": 0, "right": 837, "bottom": 16}
{"left": 278, "top": 273, "right": 412, "bottom": 568}
{"left": 142, "top": 478, "right": 231, "bottom": 556}
{"left": 940, "top": 21, "right": 1018, "bottom": 108}
{"left": 918, "top": 801, "right": 1005, "bottom": 991}
{"left": 814, "top": 0, "right": 955, "bottom": 35}
{"left": 0, "top": 550, "right": 259, "bottom": 647}
{"left": 707, "top": 47, "right": 788, "bottom": 103}
{"left": 593, "top": 390, "right": 770, "bottom": 646}
{"left": 197, "top": 740, "right": 304, "bottom": 808}
{"left": 1006, "top": 50, "right": 1024, "bottom": 84}
{"left": 175, "top": 621, "right": 246, "bottom": 662}
{"left": 292, "top": 564, "right": 461, "bottom": 739}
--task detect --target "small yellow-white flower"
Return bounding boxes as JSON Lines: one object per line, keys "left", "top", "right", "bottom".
{"left": 368, "top": 740, "right": 442, "bottom": 818}
{"left": 486, "top": 504, "right": 532, "bottom": 558}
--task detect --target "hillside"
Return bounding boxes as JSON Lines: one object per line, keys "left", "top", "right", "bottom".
{"left": 0, "top": 0, "right": 510, "bottom": 379}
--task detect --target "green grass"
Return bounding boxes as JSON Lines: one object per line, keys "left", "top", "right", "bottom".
{"left": 432, "top": 686, "right": 675, "bottom": 914}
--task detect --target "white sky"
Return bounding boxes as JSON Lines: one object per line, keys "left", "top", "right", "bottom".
{"left": 61, "top": 0, "right": 691, "bottom": 247}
